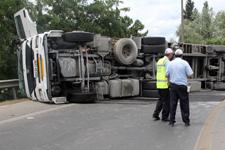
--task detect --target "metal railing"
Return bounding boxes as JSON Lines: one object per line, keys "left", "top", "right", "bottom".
{"left": 0, "top": 79, "right": 19, "bottom": 99}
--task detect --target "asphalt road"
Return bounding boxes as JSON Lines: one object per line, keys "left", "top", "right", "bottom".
{"left": 0, "top": 91, "right": 223, "bottom": 150}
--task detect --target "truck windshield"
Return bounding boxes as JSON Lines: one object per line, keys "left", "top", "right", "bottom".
{"left": 25, "top": 42, "right": 36, "bottom": 95}
{"left": 17, "top": 48, "right": 25, "bottom": 96}
{"left": 15, "top": 15, "right": 26, "bottom": 40}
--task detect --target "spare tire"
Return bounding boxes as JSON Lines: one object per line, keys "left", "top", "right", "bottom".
{"left": 113, "top": 38, "right": 138, "bottom": 65}
{"left": 62, "top": 31, "right": 94, "bottom": 43}
{"left": 142, "top": 44, "right": 166, "bottom": 54}
{"left": 50, "top": 38, "right": 77, "bottom": 49}
{"left": 142, "top": 37, "right": 166, "bottom": 45}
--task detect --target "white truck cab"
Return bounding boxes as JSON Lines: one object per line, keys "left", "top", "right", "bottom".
{"left": 15, "top": 9, "right": 65, "bottom": 103}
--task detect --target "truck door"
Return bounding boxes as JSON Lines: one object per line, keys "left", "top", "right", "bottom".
{"left": 14, "top": 8, "right": 38, "bottom": 40}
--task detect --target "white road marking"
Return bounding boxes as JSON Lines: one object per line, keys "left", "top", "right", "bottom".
{"left": 26, "top": 116, "right": 34, "bottom": 120}
{"left": 0, "top": 104, "right": 76, "bottom": 125}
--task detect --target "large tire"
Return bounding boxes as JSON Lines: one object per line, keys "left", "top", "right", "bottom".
{"left": 50, "top": 38, "right": 77, "bottom": 49}
{"left": 142, "top": 81, "right": 157, "bottom": 90}
{"left": 62, "top": 31, "right": 94, "bottom": 43}
{"left": 67, "top": 92, "right": 96, "bottom": 103}
{"left": 142, "top": 44, "right": 166, "bottom": 54}
{"left": 142, "top": 37, "right": 166, "bottom": 45}
{"left": 113, "top": 38, "right": 138, "bottom": 65}
{"left": 142, "top": 90, "right": 159, "bottom": 98}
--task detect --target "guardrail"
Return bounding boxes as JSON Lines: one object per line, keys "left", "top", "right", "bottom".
{"left": 0, "top": 79, "right": 19, "bottom": 99}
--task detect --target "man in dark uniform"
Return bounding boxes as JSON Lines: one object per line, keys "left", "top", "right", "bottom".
{"left": 166, "top": 49, "right": 193, "bottom": 127}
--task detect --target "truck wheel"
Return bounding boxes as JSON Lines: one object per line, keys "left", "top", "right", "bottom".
{"left": 113, "top": 38, "right": 138, "bottom": 65}
{"left": 62, "top": 31, "right": 94, "bottom": 43}
{"left": 142, "top": 37, "right": 166, "bottom": 45}
{"left": 142, "top": 44, "right": 166, "bottom": 54}
{"left": 67, "top": 92, "right": 96, "bottom": 103}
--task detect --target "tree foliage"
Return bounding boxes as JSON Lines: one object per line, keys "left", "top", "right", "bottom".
{"left": 201, "top": 1, "right": 213, "bottom": 39}
{"left": 184, "top": 0, "right": 195, "bottom": 21}
{"left": 0, "top": 0, "right": 147, "bottom": 80}
{"left": 177, "top": 0, "right": 225, "bottom": 45}
{"left": 213, "top": 11, "right": 225, "bottom": 38}
{"left": 0, "top": 0, "right": 27, "bottom": 79}
{"left": 30, "top": 0, "right": 147, "bottom": 37}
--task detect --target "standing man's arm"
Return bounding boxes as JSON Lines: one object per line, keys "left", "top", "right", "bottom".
{"left": 185, "top": 63, "right": 193, "bottom": 79}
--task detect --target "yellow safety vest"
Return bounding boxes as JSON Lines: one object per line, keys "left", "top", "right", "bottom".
{"left": 156, "top": 56, "right": 168, "bottom": 89}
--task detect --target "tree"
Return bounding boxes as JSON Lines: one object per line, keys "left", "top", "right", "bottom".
{"left": 201, "top": 1, "right": 213, "bottom": 40}
{"left": 177, "top": 19, "right": 204, "bottom": 44}
{"left": 32, "top": 0, "right": 147, "bottom": 37}
{"left": 0, "top": 0, "right": 27, "bottom": 79}
{"left": 177, "top": 0, "right": 197, "bottom": 42}
{"left": 213, "top": 11, "right": 225, "bottom": 38}
{"left": 177, "top": 7, "right": 204, "bottom": 43}
{"left": 192, "top": 8, "right": 199, "bottom": 20}
{"left": 184, "top": 0, "right": 195, "bottom": 21}
{"left": 177, "top": 1, "right": 220, "bottom": 44}
{"left": 206, "top": 11, "right": 225, "bottom": 45}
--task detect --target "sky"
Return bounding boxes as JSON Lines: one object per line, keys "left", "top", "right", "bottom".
{"left": 121, "top": 0, "right": 225, "bottom": 41}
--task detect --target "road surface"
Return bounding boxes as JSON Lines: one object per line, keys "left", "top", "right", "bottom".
{"left": 0, "top": 91, "right": 224, "bottom": 150}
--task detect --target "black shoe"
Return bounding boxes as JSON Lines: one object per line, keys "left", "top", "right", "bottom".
{"left": 169, "top": 121, "right": 175, "bottom": 127}
{"left": 169, "top": 122, "right": 174, "bottom": 127}
{"left": 153, "top": 116, "right": 160, "bottom": 121}
{"left": 185, "top": 122, "right": 190, "bottom": 127}
{"left": 161, "top": 118, "right": 169, "bottom": 122}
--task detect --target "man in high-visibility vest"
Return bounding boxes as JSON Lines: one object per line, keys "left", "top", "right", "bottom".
{"left": 153, "top": 48, "right": 174, "bottom": 121}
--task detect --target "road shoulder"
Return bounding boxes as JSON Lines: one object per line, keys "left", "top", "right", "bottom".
{"left": 194, "top": 99, "right": 225, "bottom": 150}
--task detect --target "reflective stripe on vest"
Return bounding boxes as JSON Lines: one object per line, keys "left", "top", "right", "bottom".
{"left": 156, "top": 57, "right": 168, "bottom": 89}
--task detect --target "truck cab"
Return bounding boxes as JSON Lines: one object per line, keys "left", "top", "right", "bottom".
{"left": 15, "top": 9, "right": 54, "bottom": 102}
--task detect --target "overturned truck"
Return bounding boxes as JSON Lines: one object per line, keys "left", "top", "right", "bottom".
{"left": 14, "top": 9, "right": 225, "bottom": 104}
{"left": 14, "top": 8, "right": 168, "bottom": 103}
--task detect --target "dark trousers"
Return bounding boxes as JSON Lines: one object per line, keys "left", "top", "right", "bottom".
{"left": 153, "top": 89, "right": 170, "bottom": 120}
{"left": 170, "top": 83, "right": 190, "bottom": 124}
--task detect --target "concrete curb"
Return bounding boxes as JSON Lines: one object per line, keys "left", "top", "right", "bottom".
{"left": 194, "top": 99, "right": 225, "bottom": 150}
